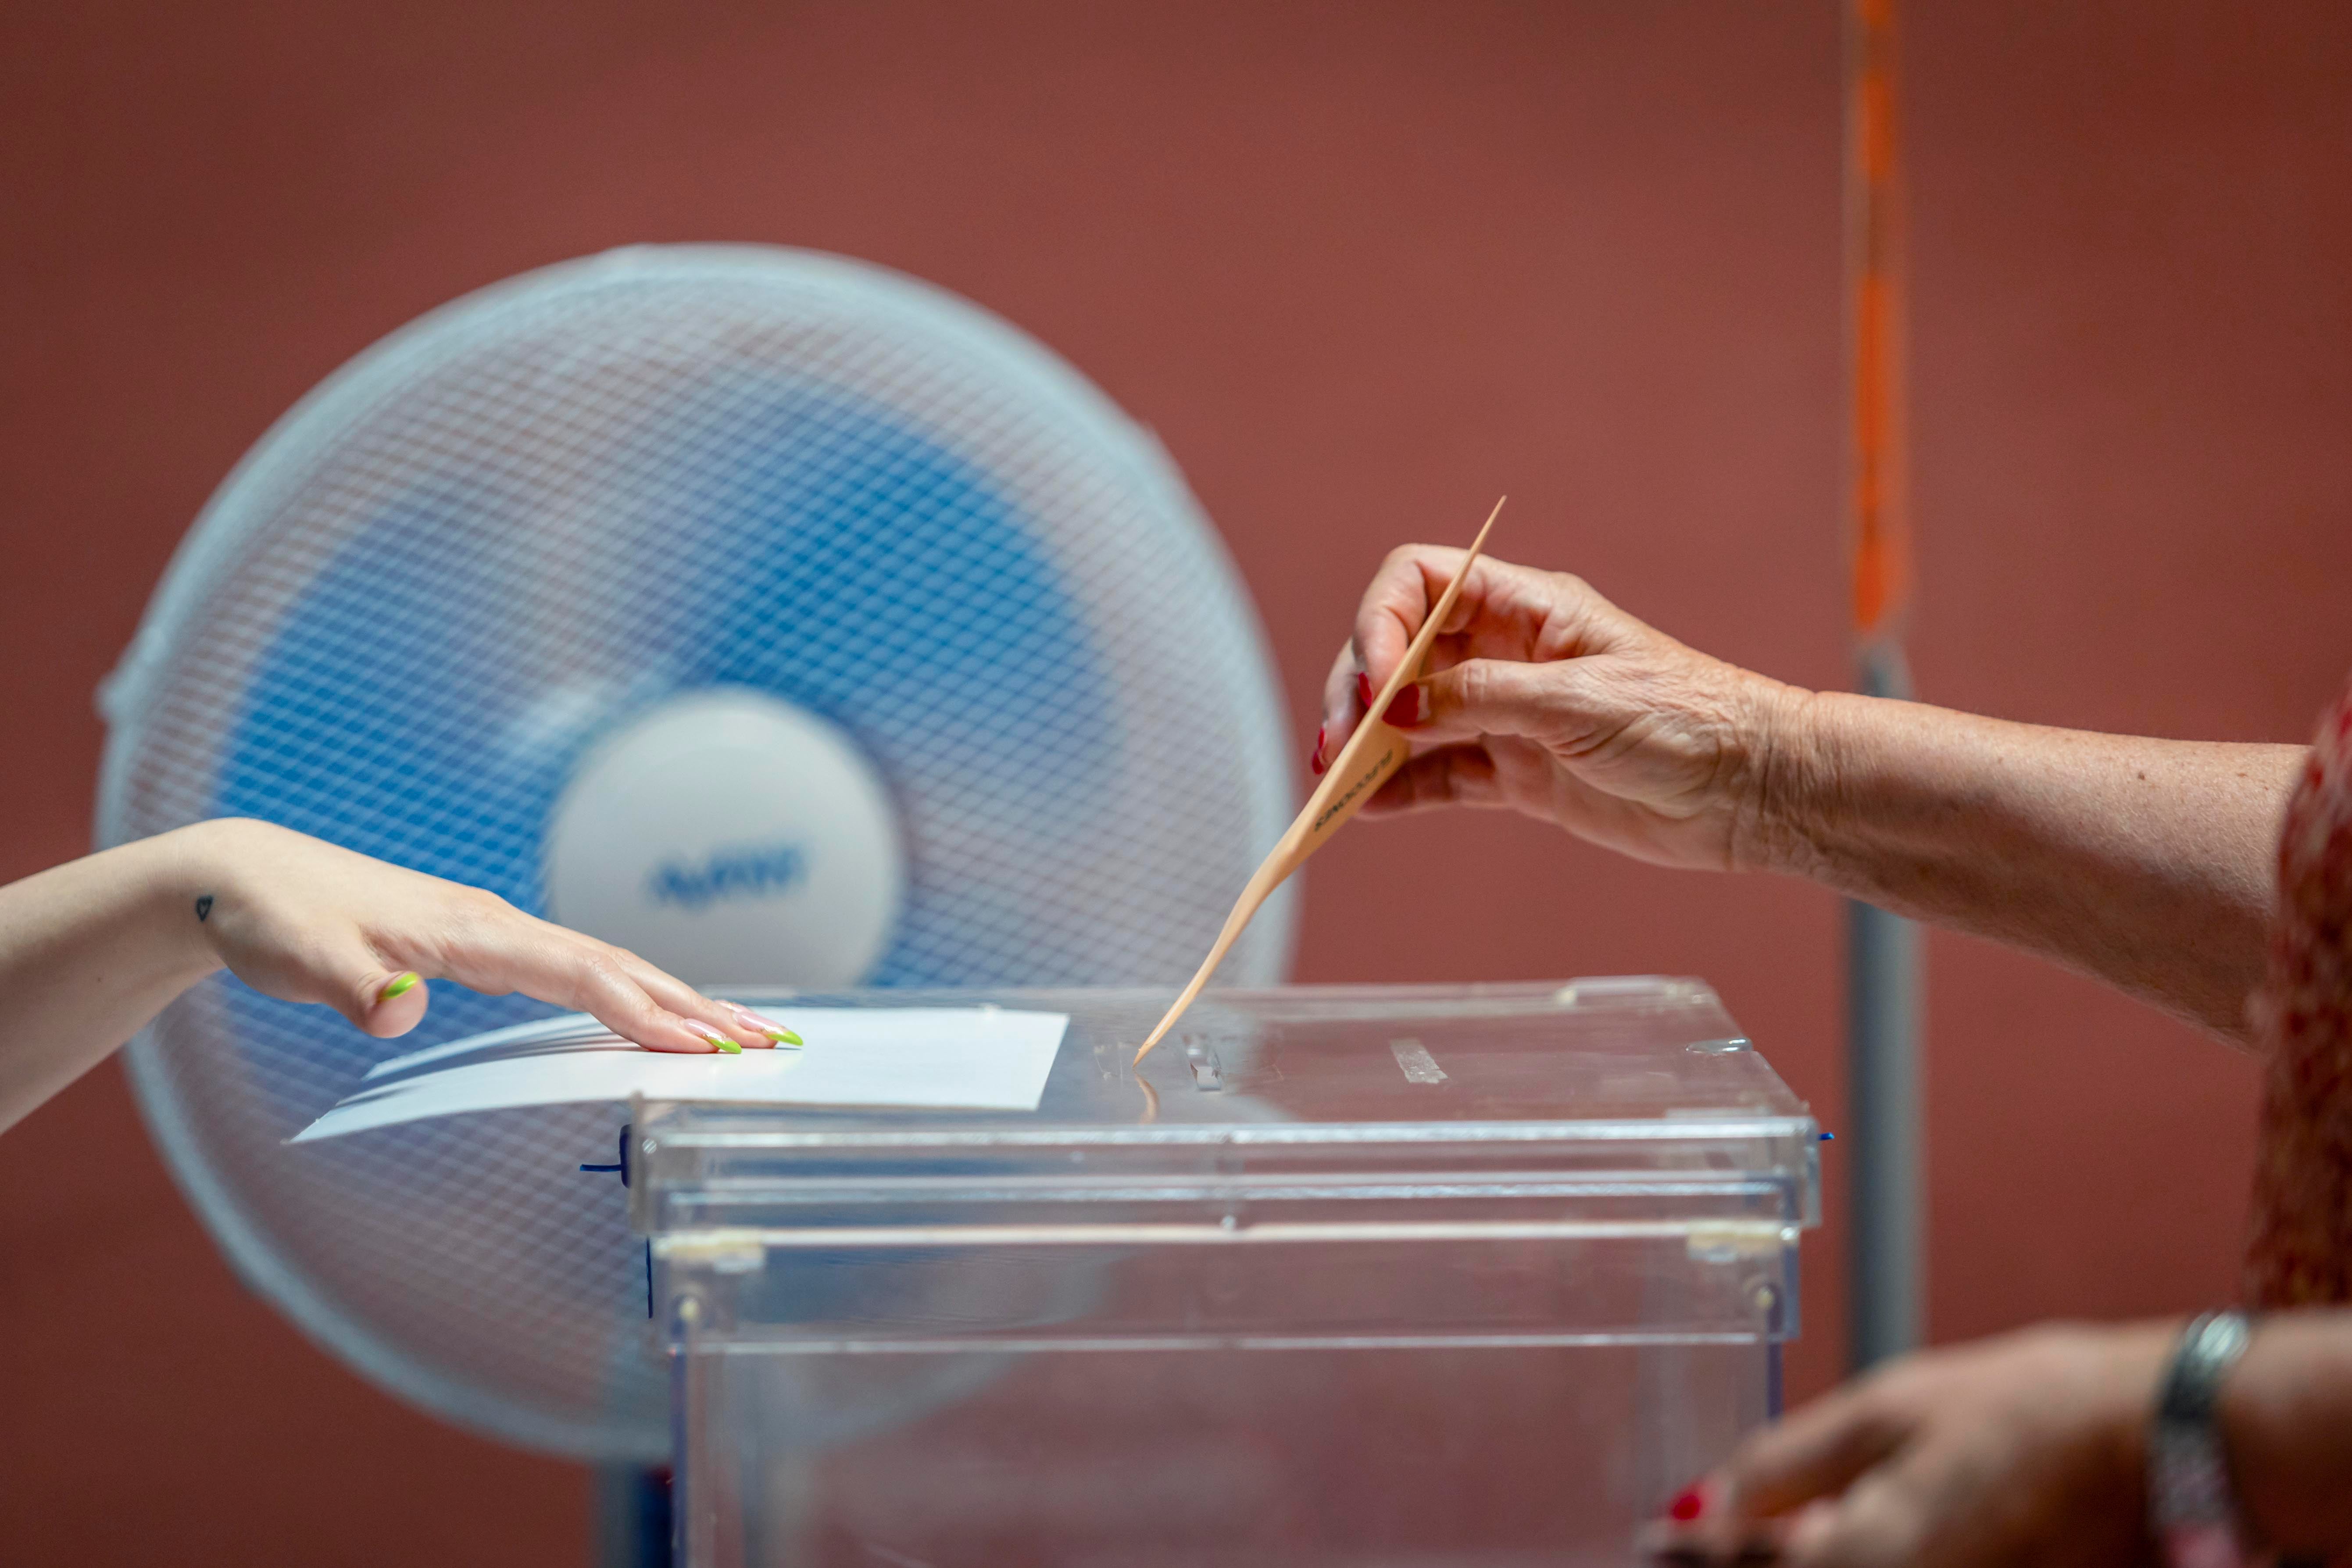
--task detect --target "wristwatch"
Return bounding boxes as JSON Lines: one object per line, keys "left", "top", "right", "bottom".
{"left": 2147, "top": 1311, "right": 2264, "bottom": 1568}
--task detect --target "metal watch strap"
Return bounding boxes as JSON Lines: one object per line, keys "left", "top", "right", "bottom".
{"left": 2149, "top": 1311, "right": 2255, "bottom": 1568}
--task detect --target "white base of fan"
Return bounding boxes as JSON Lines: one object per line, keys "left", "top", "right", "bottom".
{"left": 544, "top": 688, "right": 905, "bottom": 988}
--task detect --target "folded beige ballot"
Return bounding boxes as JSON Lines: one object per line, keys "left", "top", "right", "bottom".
{"left": 1133, "top": 496, "right": 1505, "bottom": 1064}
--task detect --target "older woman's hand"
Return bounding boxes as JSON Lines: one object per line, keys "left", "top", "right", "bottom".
{"left": 1315, "top": 544, "right": 2303, "bottom": 1040}
{"left": 1655, "top": 1323, "right": 2171, "bottom": 1568}
{"left": 1316, "top": 547, "right": 1814, "bottom": 872}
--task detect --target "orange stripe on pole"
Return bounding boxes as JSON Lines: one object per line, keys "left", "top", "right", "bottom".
{"left": 1849, "top": 0, "right": 1909, "bottom": 645}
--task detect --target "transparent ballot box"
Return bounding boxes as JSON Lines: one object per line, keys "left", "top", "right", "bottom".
{"left": 633, "top": 980, "right": 1820, "bottom": 1567}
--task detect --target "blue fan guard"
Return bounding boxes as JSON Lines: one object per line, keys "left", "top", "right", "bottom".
{"left": 95, "top": 246, "right": 1295, "bottom": 1457}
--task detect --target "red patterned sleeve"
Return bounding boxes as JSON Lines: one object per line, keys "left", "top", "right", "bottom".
{"left": 2245, "top": 673, "right": 2352, "bottom": 1307}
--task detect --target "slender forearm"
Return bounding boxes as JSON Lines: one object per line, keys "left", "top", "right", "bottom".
{"left": 2224, "top": 1310, "right": 2352, "bottom": 1553}
{"left": 0, "top": 827, "right": 224, "bottom": 1132}
{"left": 1764, "top": 691, "right": 2301, "bottom": 1042}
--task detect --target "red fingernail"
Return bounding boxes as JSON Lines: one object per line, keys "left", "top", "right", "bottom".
{"left": 1309, "top": 726, "right": 1328, "bottom": 776}
{"left": 1355, "top": 671, "right": 1373, "bottom": 710}
{"left": 1667, "top": 1484, "right": 1706, "bottom": 1523}
{"left": 1383, "top": 684, "right": 1422, "bottom": 727}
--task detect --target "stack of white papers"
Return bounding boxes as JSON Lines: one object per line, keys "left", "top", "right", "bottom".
{"left": 291, "top": 1006, "right": 1070, "bottom": 1144}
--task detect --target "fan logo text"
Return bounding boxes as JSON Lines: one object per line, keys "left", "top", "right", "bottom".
{"left": 647, "top": 844, "right": 810, "bottom": 911}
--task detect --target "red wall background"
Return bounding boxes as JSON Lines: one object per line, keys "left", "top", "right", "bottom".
{"left": 3, "top": 2, "right": 2347, "bottom": 1562}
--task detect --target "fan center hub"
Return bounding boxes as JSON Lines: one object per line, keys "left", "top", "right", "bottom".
{"left": 544, "top": 689, "right": 905, "bottom": 988}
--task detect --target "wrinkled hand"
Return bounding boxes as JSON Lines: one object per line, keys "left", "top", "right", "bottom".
{"left": 1655, "top": 1323, "right": 2173, "bottom": 1568}
{"left": 1316, "top": 548, "right": 1812, "bottom": 872}
{"left": 186, "top": 818, "right": 779, "bottom": 1052}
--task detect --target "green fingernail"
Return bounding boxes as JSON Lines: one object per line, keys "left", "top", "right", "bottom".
{"left": 765, "top": 1028, "right": 804, "bottom": 1047}
{"left": 380, "top": 972, "right": 420, "bottom": 1001}
{"left": 715, "top": 1038, "right": 742, "bottom": 1055}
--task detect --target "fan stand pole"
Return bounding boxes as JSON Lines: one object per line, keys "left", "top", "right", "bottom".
{"left": 1843, "top": 0, "right": 1924, "bottom": 1372}
{"left": 593, "top": 1464, "right": 672, "bottom": 1568}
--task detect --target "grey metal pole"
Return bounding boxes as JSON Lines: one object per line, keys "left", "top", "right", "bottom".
{"left": 1847, "top": 649, "right": 1923, "bottom": 1369}
{"left": 1844, "top": 0, "right": 1923, "bottom": 1371}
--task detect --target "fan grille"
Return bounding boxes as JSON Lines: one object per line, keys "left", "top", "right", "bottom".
{"left": 97, "top": 246, "right": 1295, "bottom": 1457}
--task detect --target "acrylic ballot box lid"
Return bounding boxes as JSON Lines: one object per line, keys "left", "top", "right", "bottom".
{"left": 630, "top": 979, "right": 1819, "bottom": 1350}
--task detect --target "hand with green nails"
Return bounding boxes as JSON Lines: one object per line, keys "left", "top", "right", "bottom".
{"left": 0, "top": 818, "right": 778, "bottom": 1136}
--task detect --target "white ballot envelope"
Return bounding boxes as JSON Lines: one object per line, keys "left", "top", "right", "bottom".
{"left": 291, "top": 1005, "right": 1070, "bottom": 1143}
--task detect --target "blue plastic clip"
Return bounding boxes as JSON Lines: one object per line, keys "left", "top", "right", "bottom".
{"left": 578, "top": 1125, "right": 632, "bottom": 1184}
{"left": 576, "top": 1125, "right": 651, "bottom": 1317}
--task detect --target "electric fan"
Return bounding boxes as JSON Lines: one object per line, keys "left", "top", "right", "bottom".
{"left": 95, "top": 245, "right": 1296, "bottom": 1459}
